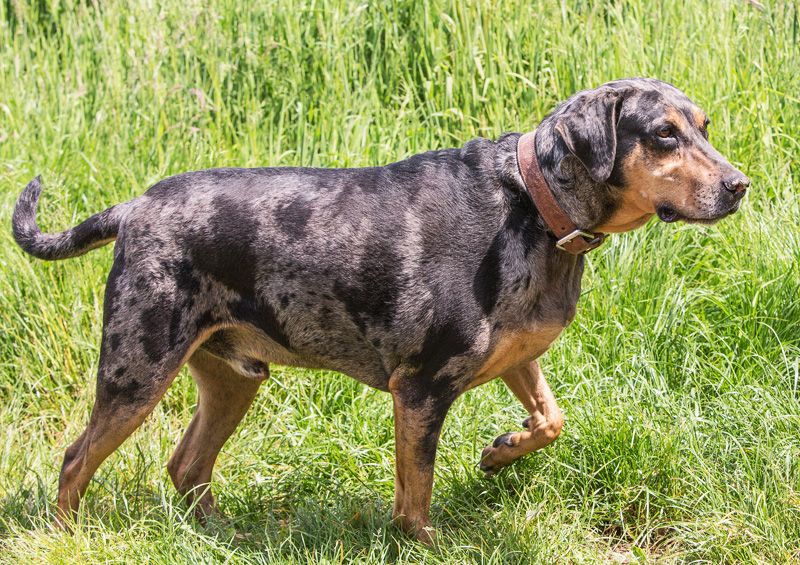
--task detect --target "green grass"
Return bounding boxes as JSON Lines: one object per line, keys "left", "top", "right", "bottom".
{"left": 1, "top": 0, "right": 799, "bottom": 562}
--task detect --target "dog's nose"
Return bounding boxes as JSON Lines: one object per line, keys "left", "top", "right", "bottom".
{"left": 722, "top": 174, "right": 750, "bottom": 195}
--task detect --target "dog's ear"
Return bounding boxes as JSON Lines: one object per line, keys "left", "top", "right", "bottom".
{"left": 554, "top": 89, "right": 624, "bottom": 183}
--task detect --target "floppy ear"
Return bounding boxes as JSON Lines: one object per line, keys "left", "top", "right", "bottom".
{"left": 554, "top": 89, "right": 623, "bottom": 183}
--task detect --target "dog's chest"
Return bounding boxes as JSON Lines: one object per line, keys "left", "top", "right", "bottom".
{"left": 470, "top": 323, "right": 566, "bottom": 388}
{"left": 469, "top": 258, "right": 582, "bottom": 386}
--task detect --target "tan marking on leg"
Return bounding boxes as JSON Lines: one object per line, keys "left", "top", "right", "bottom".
{"left": 390, "top": 401, "right": 438, "bottom": 544}
{"left": 389, "top": 369, "right": 454, "bottom": 545}
{"left": 479, "top": 360, "right": 563, "bottom": 474}
{"left": 167, "top": 348, "right": 264, "bottom": 518}
{"left": 55, "top": 325, "right": 228, "bottom": 527}
{"left": 56, "top": 393, "right": 167, "bottom": 526}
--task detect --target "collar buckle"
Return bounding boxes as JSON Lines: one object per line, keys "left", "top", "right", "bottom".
{"left": 517, "top": 131, "right": 608, "bottom": 256}
{"left": 555, "top": 230, "right": 607, "bottom": 254}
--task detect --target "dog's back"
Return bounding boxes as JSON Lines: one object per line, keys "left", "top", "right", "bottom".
{"left": 13, "top": 138, "right": 522, "bottom": 391}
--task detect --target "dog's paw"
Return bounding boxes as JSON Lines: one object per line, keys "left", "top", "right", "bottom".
{"left": 52, "top": 508, "right": 76, "bottom": 533}
{"left": 479, "top": 432, "right": 517, "bottom": 476}
{"left": 193, "top": 501, "right": 222, "bottom": 524}
{"left": 393, "top": 513, "right": 437, "bottom": 546}
{"left": 415, "top": 525, "right": 437, "bottom": 546}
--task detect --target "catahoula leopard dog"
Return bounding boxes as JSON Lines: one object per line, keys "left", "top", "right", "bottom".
{"left": 13, "top": 78, "right": 749, "bottom": 543}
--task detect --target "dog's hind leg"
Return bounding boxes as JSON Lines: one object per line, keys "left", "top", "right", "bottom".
{"left": 167, "top": 348, "right": 264, "bottom": 518}
{"left": 55, "top": 335, "right": 195, "bottom": 526}
{"left": 478, "top": 360, "right": 563, "bottom": 475}
{"left": 55, "top": 250, "right": 212, "bottom": 526}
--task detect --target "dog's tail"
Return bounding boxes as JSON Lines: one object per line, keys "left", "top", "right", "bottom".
{"left": 12, "top": 176, "right": 127, "bottom": 261}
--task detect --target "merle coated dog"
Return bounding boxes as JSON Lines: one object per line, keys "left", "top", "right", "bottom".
{"left": 12, "top": 78, "right": 749, "bottom": 543}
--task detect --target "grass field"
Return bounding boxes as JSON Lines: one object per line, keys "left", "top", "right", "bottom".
{"left": 1, "top": 0, "right": 799, "bottom": 562}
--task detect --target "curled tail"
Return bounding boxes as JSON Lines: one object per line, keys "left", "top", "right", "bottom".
{"left": 12, "top": 176, "right": 125, "bottom": 261}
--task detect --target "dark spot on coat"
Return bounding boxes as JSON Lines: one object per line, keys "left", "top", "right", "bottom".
{"left": 473, "top": 201, "right": 544, "bottom": 314}
{"left": 168, "top": 306, "right": 183, "bottom": 349}
{"left": 404, "top": 321, "right": 471, "bottom": 407}
{"left": 331, "top": 180, "right": 357, "bottom": 208}
{"left": 633, "top": 89, "right": 663, "bottom": 115}
{"left": 393, "top": 371, "right": 456, "bottom": 465}
{"left": 140, "top": 304, "right": 171, "bottom": 364}
{"left": 195, "top": 309, "right": 221, "bottom": 332}
{"left": 231, "top": 296, "right": 291, "bottom": 349}
{"left": 190, "top": 195, "right": 258, "bottom": 296}
{"left": 173, "top": 259, "right": 202, "bottom": 297}
{"left": 99, "top": 375, "right": 143, "bottom": 403}
{"left": 102, "top": 244, "right": 125, "bottom": 325}
{"left": 98, "top": 245, "right": 126, "bottom": 368}
{"left": 332, "top": 237, "right": 401, "bottom": 333}
{"left": 274, "top": 197, "right": 313, "bottom": 239}
{"left": 474, "top": 232, "right": 503, "bottom": 315}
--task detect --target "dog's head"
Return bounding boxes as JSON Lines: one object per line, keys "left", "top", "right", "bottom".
{"left": 550, "top": 78, "right": 749, "bottom": 232}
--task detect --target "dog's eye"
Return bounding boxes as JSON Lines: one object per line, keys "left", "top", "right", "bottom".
{"left": 656, "top": 126, "right": 674, "bottom": 138}
{"left": 701, "top": 118, "right": 710, "bottom": 139}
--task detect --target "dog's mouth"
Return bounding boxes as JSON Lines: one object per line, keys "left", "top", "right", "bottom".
{"left": 656, "top": 201, "right": 741, "bottom": 225}
{"left": 656, "top": 205, "right": 679, "bottom": 223}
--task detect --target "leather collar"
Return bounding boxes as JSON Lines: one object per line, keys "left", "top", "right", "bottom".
{"left": 516, "top": 131, "right": 606, "bottom": 255}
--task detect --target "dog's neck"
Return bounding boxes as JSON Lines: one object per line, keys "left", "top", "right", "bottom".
{"left": 504, "top": 123, "right": 620, "bottom": 232}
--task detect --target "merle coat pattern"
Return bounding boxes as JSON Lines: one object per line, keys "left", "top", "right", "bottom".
{"left": 12, "top": 78, "right": 749, "bottom": 543}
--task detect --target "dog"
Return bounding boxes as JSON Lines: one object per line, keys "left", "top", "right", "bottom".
{"left": 12, "top": 78, "right": 749, "bottom": 543}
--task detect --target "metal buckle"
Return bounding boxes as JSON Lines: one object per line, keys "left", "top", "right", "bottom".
{"left": 556, "top": 230, "right": 606, "bottom": 253}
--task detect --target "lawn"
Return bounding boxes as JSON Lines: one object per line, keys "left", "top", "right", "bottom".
{"left": 1, "top": 0, "right": 799, "bottom": 562}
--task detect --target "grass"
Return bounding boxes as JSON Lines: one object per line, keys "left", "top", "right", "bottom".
{"left": 1, "top": 0, "right": 799, "bottom": 562}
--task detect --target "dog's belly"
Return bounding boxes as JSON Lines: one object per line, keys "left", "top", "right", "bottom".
{"left": 198, "top": 326, "right": 391, "bottom": 389}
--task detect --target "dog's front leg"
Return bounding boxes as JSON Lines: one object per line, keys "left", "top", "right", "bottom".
{"left": 479, "top": 360, "right": 563, "bottom": 475}
{"left": 389, "top": 375, "right": 455, "bottom": 544}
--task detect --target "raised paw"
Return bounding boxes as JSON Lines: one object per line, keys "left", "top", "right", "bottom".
{"left": 479, "top": 431, "right": 521, "bottom": 476}
{"left": 480, "top": 414, "right": 563, "bottom": 475}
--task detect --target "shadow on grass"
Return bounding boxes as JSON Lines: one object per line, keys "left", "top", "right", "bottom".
{"left": 1, "top": 468, "right": 535, "bottom": 562}
{"left": 0, "top": 446, "right": 685, "bottom": 562}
